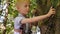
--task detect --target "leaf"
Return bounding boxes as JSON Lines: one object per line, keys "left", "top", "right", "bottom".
{"left": 50, "top": 0, "right": 59, "bottom": 8}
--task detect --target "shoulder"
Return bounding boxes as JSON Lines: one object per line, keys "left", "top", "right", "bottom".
{"left": 14, "top": 16, "right": 24, "bottom": 23}
{"left": 14, "top": 16, "right": 23, "bottom": 20}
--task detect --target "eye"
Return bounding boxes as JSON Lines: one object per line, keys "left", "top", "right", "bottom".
{"left": 24, "top": 5, "right": 27, "bottom": 7}
{"left": 24, "top": 4, "right": 30, "bottom": 8}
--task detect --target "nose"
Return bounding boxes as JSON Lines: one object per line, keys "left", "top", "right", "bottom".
{"left": 27, "top": 6, "right": 29, "bottom": 10}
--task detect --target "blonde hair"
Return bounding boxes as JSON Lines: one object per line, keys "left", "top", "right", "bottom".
{"left": 15, "top": 0, "right": 30, "bottom": 6}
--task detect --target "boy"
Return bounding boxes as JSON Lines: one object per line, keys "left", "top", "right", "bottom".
{"left": 14, "top": 0, "right": 55, "bottom": 34}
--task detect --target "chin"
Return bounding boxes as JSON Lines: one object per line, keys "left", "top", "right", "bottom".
{"left": 25, "top": 13, "right": 28, "bottom": 15}
{"left": 23, "top": 12, "right": 28, "bottom": 15}
{"left": 23, "top": 13, "right": 28, "bottom": 15}
{"left": 25, "top": 12, "right": 28, "bottom": 14}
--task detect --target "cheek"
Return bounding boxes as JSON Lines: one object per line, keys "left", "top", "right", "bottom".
{"left": 21, "top": 8, "right": 27, "bottom": 13}
{"left": 23, "top": 8, "right": 29, "bottom": 12}
{"left": 20, "top": 7, "right": 29, "bottom": 14}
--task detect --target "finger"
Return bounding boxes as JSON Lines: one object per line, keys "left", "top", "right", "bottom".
{"left": 51, "top": 8, "right": 56, "bottom": 11}
{"left": 52, "top": 9, "right": 55, "bottom": 11}
{"left": 50, "top": 6, "right": 53, "bottom": 9}
{"left": 53, "top": 11, "right": 56, "bottom": 14}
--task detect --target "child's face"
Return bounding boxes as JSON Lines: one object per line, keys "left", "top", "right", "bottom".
{"left": 16, "top": 2, "right": 30, "bottom": 15}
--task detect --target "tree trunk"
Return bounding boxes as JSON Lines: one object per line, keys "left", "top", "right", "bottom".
{"left": 36, "top": 0, "right": 60, "bottom": 34}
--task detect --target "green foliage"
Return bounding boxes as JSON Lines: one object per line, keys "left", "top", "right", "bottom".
{"left": 6, "top": 0, "right": 16, "bottom": 34}
{"left": 27, "top": 0, "right": 37, "bottom": 17}
{"left": 50, "top": 0, "right": 59, "bottom": 8}
{"left": 8, "top": 0, "right": 18, "bottom": 18}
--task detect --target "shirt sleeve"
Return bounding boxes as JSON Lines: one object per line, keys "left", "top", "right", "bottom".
{"left": 14, "top": 17, "right": 24, "bottom": 29}
{"left": 14, "top": 17, "right": 23, "bottom": 24}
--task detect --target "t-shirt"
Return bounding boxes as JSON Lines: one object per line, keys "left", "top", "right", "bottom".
{"left": 14, "top": 14, "right": 30, "bottom": 34}
{"left": 14, "top": 14, "right": 25, "bottom": 34}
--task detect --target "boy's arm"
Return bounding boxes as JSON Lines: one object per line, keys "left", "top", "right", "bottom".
{"left": 21, "top": 7, "right": 55, "bottom": 24}
{"left": 21, "top": 14, "right": 50, "bottom": 24}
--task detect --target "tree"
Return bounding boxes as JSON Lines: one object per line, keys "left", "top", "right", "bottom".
{"left": 36, "top": 0, "right": 60, "bottom": 34}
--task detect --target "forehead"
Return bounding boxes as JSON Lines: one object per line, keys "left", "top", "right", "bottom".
{"left": 16, "top": 0, "right": 30, "bottom": 6}
{"left": 22, "top": 2, "right": 30, "bottom": 5}
{"left": 16, "top": 0, "right": 30, "bottom": 4}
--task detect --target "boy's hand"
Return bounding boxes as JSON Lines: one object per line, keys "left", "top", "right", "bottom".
{"left": 47, "top": 7, "right": 56, "bottom": 17}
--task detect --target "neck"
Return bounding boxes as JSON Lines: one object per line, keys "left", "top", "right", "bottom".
{"left": 20, "top": 13, "right": 28, "bottom": 18}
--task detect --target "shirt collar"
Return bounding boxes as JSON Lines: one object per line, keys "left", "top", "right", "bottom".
{"left": 18, "top": 13, "right": 24, "bottom": 17}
